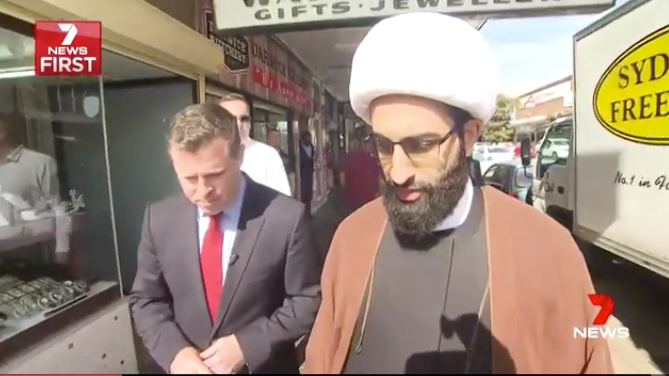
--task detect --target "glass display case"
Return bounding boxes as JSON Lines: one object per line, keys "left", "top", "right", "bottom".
{"left": 0, "top": 24, "right": 120, "bottom": 356}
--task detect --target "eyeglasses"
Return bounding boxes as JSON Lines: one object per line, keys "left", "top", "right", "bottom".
{"left": 373, "top": 130, "right": 455, "bottom": 163}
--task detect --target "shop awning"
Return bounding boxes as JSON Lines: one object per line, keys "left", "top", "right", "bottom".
{"left": 1, "top": 0, "right": 222, "bottom": 78}
{"left": 276, "top": 18, "right": 487, "bottom": 101}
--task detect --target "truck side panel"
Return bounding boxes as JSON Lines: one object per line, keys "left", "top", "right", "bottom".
{"left": 573, "top": 0, "right": 669, "bottom": 267}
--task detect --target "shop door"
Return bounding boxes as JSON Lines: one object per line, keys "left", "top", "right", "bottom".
{"left": 104, "top": 78, "right": 197, "bottom": 290}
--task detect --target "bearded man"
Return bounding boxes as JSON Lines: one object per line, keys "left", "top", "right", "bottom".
{"left": 301, "top": 12, "right": 613, "bottom": 374}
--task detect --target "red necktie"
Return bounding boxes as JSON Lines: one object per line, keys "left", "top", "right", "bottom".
{"left": 200, "top": 214, "right": 224, "bottom": 321}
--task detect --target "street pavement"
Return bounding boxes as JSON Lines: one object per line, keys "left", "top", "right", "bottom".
{"left": 584, "top": 248, "right": 669, "bottom": 374}
{"left": 311, "top": 187, "right": 349, "bottom": 256}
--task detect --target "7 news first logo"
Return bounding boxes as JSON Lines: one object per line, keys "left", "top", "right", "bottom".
{"left": 34, "top": 21, "right": 101, "bottom": 76}
{"left": 573, "top": 293, "right": 630, "bottom": 339}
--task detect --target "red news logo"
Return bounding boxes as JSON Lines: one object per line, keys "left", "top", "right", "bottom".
{"left": 573, "top": 293, "right": 630, "bottom": 339}
{"left": 34, "top": 21, "right": 102, "bottom": 76}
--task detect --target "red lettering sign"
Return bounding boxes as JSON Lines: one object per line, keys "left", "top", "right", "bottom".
{"left": 588, "top": 293, "right": 615, "bottom": 325}
{"left": 252, "top": 66, "right": 311, "bottom": 107}
{"left": 34, "top": 21, "right": 102, "bottom": 76}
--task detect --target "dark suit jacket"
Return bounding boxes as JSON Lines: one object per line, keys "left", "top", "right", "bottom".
{"left": 299, "top": 143, "right": 315, "bottom": 202}
{"left": 129, "top": 178, "right": 322, "bottom": 374}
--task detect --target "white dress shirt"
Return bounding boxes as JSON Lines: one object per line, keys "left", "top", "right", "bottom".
{"left": 196, "top": 178, "right": 246, "bottom": 279}
{"left": 241, "top": 139, "right": 292, "bottom": 196}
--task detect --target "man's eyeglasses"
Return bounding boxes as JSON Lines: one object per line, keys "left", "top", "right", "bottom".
{"left": 373, "top": 130, "right": 455, "bottom": 163}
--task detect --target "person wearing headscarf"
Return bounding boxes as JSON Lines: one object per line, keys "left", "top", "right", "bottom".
{"left": 301, "top": 12, "right": 613, "bottom": 374}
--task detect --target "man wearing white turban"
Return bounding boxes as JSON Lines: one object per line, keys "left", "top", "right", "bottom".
{"left": 302, "top": 12, "right": 613, "bottom": 374}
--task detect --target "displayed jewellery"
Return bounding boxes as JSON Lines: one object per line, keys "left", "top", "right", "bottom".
{"left": 18, "top": 284, "right": 36, "bottom": 294}
{"left": 6, "top": 288, "right": 23, "bottom": 298}
{"left": 72, "top": 280, "right": 89, "bottom": 295}
{"left": 0, "top": 293, "right": 11, "bottom": 303}
{"left": 9, "top": 300, "right": 27, "bottom": 319}
{"left": 47, "top": 290, "right": 64, "bottom": 306}
{"left": 28, "top": 281, "right": 43, "bottom": 289}
{"left": 17, "top": 296, "right": 38, "bottom": 316}
{"left": 37, "top": 277, "right": 59, "bottom": 287}
{"left": 0, "top": 273, "right": 93, "bottom": 332}
{"left": 58, "top": 283, "right": 75, "bottom": 300}
{"left": 37, "top": 297, "right": 51, "bottom": 311}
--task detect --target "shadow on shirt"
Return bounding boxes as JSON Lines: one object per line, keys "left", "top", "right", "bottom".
{"left": 405, "top": 313, "right": 516, "bottom": 374}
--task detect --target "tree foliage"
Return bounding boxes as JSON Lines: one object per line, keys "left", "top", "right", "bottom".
{"left": 482, "top": 94, "right": 515, "bottom": 143}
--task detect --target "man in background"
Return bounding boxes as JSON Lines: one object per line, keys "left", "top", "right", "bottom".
{"left": 0, "top": 113, "right": 59, "bottom": 223}
{"left": 266, "top": 127, "right": 292, "bottom": 174}
{"left": 0, "top": 113, "right": 71, "bottom": 263}
{"left": 298, "top": 131, "right": 315, "bottom": 213}
{"left": 340, "top": 132, "right": 381, "bottom": 215}
{"left": 219, "top": 94, "right": 291, "bottom": 196}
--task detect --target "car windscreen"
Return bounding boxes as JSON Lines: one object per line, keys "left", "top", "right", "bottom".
{"left": 488, "top": 147, "right": 511, "bottom": 153}
{"left": 515, "top": 168, "right": 533, "bottom": 187}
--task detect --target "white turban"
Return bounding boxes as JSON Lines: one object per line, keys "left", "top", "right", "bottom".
{"left": 349, "top": 12, "right": 499, "bottom": 125}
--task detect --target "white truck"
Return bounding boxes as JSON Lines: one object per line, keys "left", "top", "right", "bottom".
{"left": 526, "top": 0, "right": 669, "bottom": 278}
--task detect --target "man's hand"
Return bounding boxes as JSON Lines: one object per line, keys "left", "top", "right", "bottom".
{"left": 170, "top": 347, "right": 212, "bottom": 374}
{"left": 200, "top": 335, "right": 245, "bottom": 374}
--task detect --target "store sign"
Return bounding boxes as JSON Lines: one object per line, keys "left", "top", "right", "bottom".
{"left": 34, "top": 21, "right": 101, "bottom": 76}
{"left": 212, "top": 0, "right": 614, "bottom": 33}
{"left": 520, "top": 81, "right": 571, "bottom": 108}
{"left": 251, "top": 41, "right": 311, "bottom": 106}
{"left": 204, "top": 10, "right": 250, "bottom": 72}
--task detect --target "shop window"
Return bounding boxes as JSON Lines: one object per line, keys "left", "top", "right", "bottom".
{"left": 0, "top": 24, "right": 118, "bottom": 349}
{"left": 0, "top": 12, "right": 191, "bottom": 355}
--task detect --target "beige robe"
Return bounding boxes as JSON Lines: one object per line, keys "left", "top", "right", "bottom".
{"left": 302, "top": 187, "right": 614, "bottom": 374}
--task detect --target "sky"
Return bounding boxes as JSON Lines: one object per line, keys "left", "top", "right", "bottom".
{"left": 480, "top": 0, "right": 629, "bottom": 97}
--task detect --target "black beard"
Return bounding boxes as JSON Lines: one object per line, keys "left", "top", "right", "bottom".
{"left": 379, "top": 152, "right": 469, "bottom": 239}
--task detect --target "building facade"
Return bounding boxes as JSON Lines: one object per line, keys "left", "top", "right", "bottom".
{"left": 198, "top": 0, "right": 339, "bottom": 210}
{"left": 514, "top": 76, "right": 574, "bottom": 121}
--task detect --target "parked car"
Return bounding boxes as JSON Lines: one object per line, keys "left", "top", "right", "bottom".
{"left": 539, "top": 137, "right": 570, "bottom": 159}
{"left": 482, "top": 161, "right": 533, "bottom": 202}
{"left": 474, "top": 144, "right": 515, "bottom": 173}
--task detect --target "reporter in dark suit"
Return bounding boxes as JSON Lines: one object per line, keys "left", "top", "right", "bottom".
{"left": 129, "top": 103, "right": 321, "bottom": 374}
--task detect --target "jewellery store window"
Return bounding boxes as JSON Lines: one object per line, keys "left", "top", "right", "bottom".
{"left": 0, "top": 20, "right": 119, "bottom": 349}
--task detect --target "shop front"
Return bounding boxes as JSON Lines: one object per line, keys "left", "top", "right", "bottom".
{"left": 0, "top": 0, "right": 223, "bottom": 374}
{"left": 200, "top": 2, "right": 336, "bottom": 209}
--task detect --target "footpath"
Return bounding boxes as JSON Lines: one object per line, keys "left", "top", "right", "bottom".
{"left": 311, "top": 187, "right": 348, "bottom": 256}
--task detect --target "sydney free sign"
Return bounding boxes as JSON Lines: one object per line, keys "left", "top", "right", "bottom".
{"left": 212, "top": 0, "right": 616, "bottom": 34}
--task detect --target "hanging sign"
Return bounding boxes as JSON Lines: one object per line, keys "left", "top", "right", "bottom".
{"left": 211, "top": 0, "right": 615, "bottom": 34}
{"left": 204, "top": 10, "right": 250, "bottom": 72}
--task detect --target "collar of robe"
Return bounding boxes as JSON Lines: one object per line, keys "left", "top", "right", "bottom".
{"left": 432, "top": 178, "right": 473, "bottom": 232}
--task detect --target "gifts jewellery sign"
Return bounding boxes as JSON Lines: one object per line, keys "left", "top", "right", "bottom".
{"left": 211, "top": 0, "right": 616, "bottom": 34}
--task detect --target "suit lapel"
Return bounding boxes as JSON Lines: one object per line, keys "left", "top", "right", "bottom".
{"left": 173, "top": 198, "right": 212, "bottom": 333}
{"left": 211, "top": 181, "right": 266, "bottom": 336}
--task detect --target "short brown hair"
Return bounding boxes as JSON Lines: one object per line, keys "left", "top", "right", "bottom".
{"left": 219, "top": 93, "right": 248, "bottom": 105}
{"left": 168, "top": 103, "right": 240, "bottom": 156}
